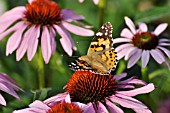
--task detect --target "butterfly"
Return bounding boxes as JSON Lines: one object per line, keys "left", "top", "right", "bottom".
{"left": 69, "top": 22, "right": 118, "bottom": 75}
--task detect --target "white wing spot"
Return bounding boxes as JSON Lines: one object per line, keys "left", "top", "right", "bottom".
{"left": 96, "top": 32, "right": 103, "bottom": 36}
{"left": 105, "top": 32, "right": 108, "bottom": 36}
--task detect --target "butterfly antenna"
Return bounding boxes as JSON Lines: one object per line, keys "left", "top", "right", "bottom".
{"left": 60, "top": 54, "right": 78, "bottom": 58}
{"left": 76, "top": 41, "right": 83, "bottom": 56}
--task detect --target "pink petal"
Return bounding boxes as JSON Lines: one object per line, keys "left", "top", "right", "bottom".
{"left": 93, "top": 0, "right": 99, "bottom": 4}
{"left": 16, "top": 26, "right": 35, "bottom": 61}
{"left": 96, "top": 102, "right": 109, "bottom": 113}
{"left": 115, "top": 43, "right": 133, "bottom": 52}
{"left": 54, "top": 25, "right": 73, "bottom": 56}
{"left": 49, "top": 27, "right": 56, "bottom": 54}
{"left": 0, "top": 22, "right": 24, "bottom": 41}
{"left": 27, "top": 26, "right": 40, "bottom": 61}
{"left": 159, "top": 42, "right": 170, "bottom": 46}
{"left": 117, "top": 84, "right": 135, "bottom": 89}
{"left": 6, "top": 22, "right": 28, "bottom": 56}
{"left": 61, "top": 9, "right": 85, "bottom": 21}
{"left": 158, "top": 46, "right": 170, "bottom": 59}
{"left": 120, "top": 28, "right": 133, "bottom": 39}
{"left": 127, "top": 49, "right": 142, "bottom": 68}
{"left": 124, "top": 16, "right": 136, "bottom": 34}
{"left": 0, "top": 6, "right": 26, "bottom": 33}
{"left": 150, "top": 49, "right": 165, "bottom": 64}
{"left": 124, "top": 47, "right": 138, "bottom": 60}
{"left": 83, "top": 103, "right": 96, "bottom": 113}
{"left": 29, "top": 100, "right": 50, "bottom": 111}
{"left": 0, "top": 94, "right": 6, "bottom": 106}
{"left": 118, "top": 77, "right": 147, "bottom": 86}
{"left": 44, "top": 92, "right": 67, "bottom": 106}
{"left": 106, "top": 99, "right": 124, "bottom": 113}
{"left": 116, "top": 83, "right": 155, "bottom": 97}
{"left": 141, "top": 50, "right": 150, "bottom": 68}
{"left": 41, "top": 26, "right": 52, "bottom": 64}
{"left": 154, "top": 23, "right": 168, "bottom": 36}
{"left": 138, "top": 22, "right": 148, "bottom": 32}
{"left": 159, "top": 38, "right": 170, "bottom": 43}
{"left": 110, "top": 94, "right": 152, "bottom": 113}
{"left": 114, "top": 73, "right": 127, "bottom": 81}
{"left": 59, "top": 26, "right": 77, "bottom": 50}
{"left": 62, "top": 21, "right": 94, "bottom": 36}
{"left": 65, "top": 94, "right": 71, "bottom": 103}
{"left": 113, "top": 38, "right": 131, "bottom": 44}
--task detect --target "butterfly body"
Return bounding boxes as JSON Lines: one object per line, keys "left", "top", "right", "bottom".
{"left": 69, "top": 22, "right": 118, "bottom": 75}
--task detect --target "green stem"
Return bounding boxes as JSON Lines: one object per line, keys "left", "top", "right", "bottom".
{"left": 141, "top": 66, "right": 149, "bottom": 83}
{"left": 98, "top": 0, "right": 106, "bottom": 26}
{"left": 38, "top": 47, "right": 45, "bottom": 89}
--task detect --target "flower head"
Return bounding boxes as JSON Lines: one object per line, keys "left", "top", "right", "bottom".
{"left": 0, "top": 72, "right": 22, "bottom": 106}
{"left": 78, "top": 0, "right": 99, "bottom": 5}
{"left": 13, "top": 93, "right": 87, "bottom": 113}
{"left": 65, "top": 71, "right": 155, "bottom": 113}
{"left": 113, "top": 16, "right": 170, "bottom": 68}
{"left": 0, "top": 0, "right": 94, "bottom": 64}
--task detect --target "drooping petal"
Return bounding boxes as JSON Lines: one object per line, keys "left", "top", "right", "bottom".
{"left": 29, "top": 100, "right": 50, "bottom": 111}
{"left": 62, "top": 21, "right": 94, "bottom": 36}
{"left": 118, "top": 77, "right": 147, "bottom": 86}
{"left": 93, "top": 0, "right": 99, "bottom": 4}
{"left": 16, "top": 26, "right": 35, "bottom": 61}
{"left": 0, "top": 94, "right": 6, "bottom": 106}
{"left": 154, "top": 23, "right": 168, "bottom": 36}
{"left": 124, "top": 16, "right": 136, "bottom": 34}
{"left": 54, "top": 25, "right": 73, "bottom": 56}
{"left": 124, "top": 47, "right": 138, "bottom": 60}
{"left": 96, "top": 102, "right": 108, "bottom": 113}
{"left": 49, "top": 27, "right": 57, "bottom": 54}
{"left": 141, "top": 50, "right": 150, "bottom": 68}
{"left": 110, "top": 94, "right": 152, "bottom": 113}
{"left": 115, "top": 43, "right": 134, "bottom": 52}
{"left": 159, "top": 38, "right": 170, "bottom": 43}
{"left": 41, "top": 26, "right": 52, "bottom": 64}
{"left": 61, "top": 9, "right": 85, "bottom": 21}
{"left": 27, "top": 26, "right": 40, "bottom": 61}
{"left": 120, "top": 28, "right": 133, "bottom": 39}
{"left": 138, "top": 22, "right": 148, "bottom": 32}
{"left": 106, "top": 99, "right": 124, "bottom": 113}
{"left": 83, "top": 103, "right": 95, "bottom": 113}
{"left": 158, "top": 46, "right": 170, "bottom": 59}
{"left": 65, "top": 94, "right": 71, "bottom": 103}
{"left": 150, "top": 49, "right": 165, "bottom": 64}
{"left": 44, "top": 92, "right": 67, "bottom": 106}
{"left": 127, "top": 49, "right": 142, "bottom": 68}
{"left": 116, "top": 83, "right": 155, "bottom": 97}
{"left": 6, "top": 22, "right": 28, "bottom": 56}
{"left": 114, "top": 73, "right": 127, "bottom": 81}
{"left": 0, "top": 6, "right": 26, "bottom": 33}
{"left": 159, "top": 42, "right": 170, "bottom": 46}
{"left": 113, "top": 38, "right": 131, "bottom": 44}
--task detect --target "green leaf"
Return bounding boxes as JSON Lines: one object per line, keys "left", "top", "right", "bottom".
{"left": 135, "top": 6, "right": 170, "bottom": 23}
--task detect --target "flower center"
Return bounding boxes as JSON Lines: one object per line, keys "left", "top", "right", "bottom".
{"left": 24, "top": 0, "right": 61, "bottom": 25}
{"left": 48, "top": 102, "right": 82, "bottom": 113}
{"left": 66, "top": 71, "right": 117, "bottom": 104}
{"left": 132, "top": 32, "right": 159, "bottom": 50}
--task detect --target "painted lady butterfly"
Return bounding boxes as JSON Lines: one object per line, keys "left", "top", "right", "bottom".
{"left": 69, "top": 22, "right": 118, "bottom": 75}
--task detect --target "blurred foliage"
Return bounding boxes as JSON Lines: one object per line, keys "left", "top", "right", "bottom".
{"left": 0, "top": 0, "right": 170, "bottom": 113}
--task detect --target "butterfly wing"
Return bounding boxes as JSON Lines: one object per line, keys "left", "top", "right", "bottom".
{"left": 87, "top": 22, "right": 113, "bottom": 55}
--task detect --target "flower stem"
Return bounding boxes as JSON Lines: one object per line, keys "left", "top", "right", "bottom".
{"left": 141, "top": 66, "right": 149, "bottom": 83}
{"left": 38, "top": 47, "right": 45, "bottom": 89}
{"left": 98, "top": 0, "right": 106, "bottom": 26}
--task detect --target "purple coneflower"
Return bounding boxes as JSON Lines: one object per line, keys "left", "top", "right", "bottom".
{"left": 113, "top": 16, "right": 170, "bottom": 68}
{"left": 78, "top": 0, "right": 99, "bottom": 5}
{"left": 65, "top": 71, "right": 155, "bottom": 113}
{"left": 0, "top": 72, "right": 22, "bottom": 106}
{"left": 13, "top": 93, "right": 89, "bottom": 113}
{"left": 0, "top": 0, "right": 94, "bottom": 64}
